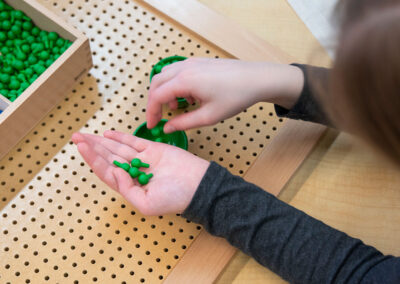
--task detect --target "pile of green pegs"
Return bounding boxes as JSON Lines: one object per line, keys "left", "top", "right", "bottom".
{"left": 0, "top": 0, "right": 72, "bottom": 102}
{"left": 114, "top": 158, "right": 154, "bottom": 185}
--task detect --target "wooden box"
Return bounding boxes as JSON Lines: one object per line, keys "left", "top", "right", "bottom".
{"left": 0, "top": 0, "right": 92, "bottom": 159}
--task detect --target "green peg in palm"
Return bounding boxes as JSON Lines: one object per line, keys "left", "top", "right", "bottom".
{"left": 131, "top": 158, "right": 150, "bottom": 168}
{"left": 138, "top": 173, "right": 154, "bottom": 185}
{"left": 128, "top": 167, "right": 145, "bottom": 178}
{"left": 113, "top": 161, "right": 130, "bottom": 172}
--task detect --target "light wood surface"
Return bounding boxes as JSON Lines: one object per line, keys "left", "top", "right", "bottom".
{"left": 195, "top": 1, "right": 400, "bottom": 283}
{"left": 0, "top": 0, "right": 92, "bottom": 160}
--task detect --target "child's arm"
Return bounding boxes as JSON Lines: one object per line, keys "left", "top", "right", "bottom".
{"left": 183, "top": 162, "right": 399, "bottom": 283}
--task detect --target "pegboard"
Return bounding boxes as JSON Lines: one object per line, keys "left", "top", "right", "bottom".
{"left": 0, "top": 0, "right": 285, "bottom": 283}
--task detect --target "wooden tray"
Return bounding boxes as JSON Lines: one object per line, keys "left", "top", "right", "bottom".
{"left": 0, "top": 0, "right": 92, "bottom": 160}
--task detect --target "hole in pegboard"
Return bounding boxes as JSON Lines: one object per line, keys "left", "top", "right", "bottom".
{"left": 0, "top": 0, "right": 285, "bottom": 283}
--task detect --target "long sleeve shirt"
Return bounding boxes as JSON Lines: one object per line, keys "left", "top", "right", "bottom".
{"left": 182, "top": 64, "right": 400, "bottom": 284}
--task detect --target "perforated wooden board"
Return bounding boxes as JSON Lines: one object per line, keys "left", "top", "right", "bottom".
{"left": 0, "top": 0, "right": 292, "bottom": 283}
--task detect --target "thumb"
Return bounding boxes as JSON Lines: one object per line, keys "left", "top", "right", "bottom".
{"left": 164, "top": 107, "right": 213, "bottom": 133}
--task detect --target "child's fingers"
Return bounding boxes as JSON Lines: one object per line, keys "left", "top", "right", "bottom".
{"left": 103, "top": 130, "right": 151, "bottom": 152}
{"left": 150, "top": 64, "right": 181, "bottom": 92}
{"left": 81, "top": 133, "right": 138, "bottom": 161}
{"left": 113, "top": 168, "right": 148, "bottom": 213}
{"left": 163, "top": 107, "right": 212, "bottom": 133}
{"left": 76, "top": 142, "right": 118, "bottom": 189}
{"left": 146, "top": 78, "right": 190, "bottom": 129}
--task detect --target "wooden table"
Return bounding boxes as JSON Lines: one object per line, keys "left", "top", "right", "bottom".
{"left": 198, "top": 1, "right": 400, "bottom": 283}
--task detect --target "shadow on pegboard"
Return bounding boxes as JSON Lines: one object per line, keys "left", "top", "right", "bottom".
{"left": 0, "top": 74, "right": 101, "bottom": 210}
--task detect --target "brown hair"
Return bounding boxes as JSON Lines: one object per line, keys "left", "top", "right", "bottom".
{"left": 319, "top": 0, "right": 400, "bottom": 166}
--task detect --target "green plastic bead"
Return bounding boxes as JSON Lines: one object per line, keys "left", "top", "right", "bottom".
{"left": 22, "top": 21, "right": 33, "bottom": 31}
{"left": 0, "top": 31, "right": 6, "bottom": 41}
{"left": 131, "top": 158, "right": 150, "bottom": 168}
{"left": 138, "top": 173, "right": 154, "bottom": 185}
{"left": 9, "top": 80, "right": 20, "bottom": 90}
{"left": 31, "top": 26, "right": 40, "bottom": 36}
{"left": 2, "top": 20, "right": 11, "bottom": 30}
{"left": 48, "top": 31, "right": 58, "bottom": 41}
{"left": 56, "top": 38, "right": 65, "bottom": 47}
{"left": 128, "top": 167, "right": 144, "bottom": 178}
{"left": 21, "top": 44, "right": 30, "bottom": 53}
{"left": 33, "top": 64, "right": 46, "bottom": 75}
{"left": 0, "top": 74, "right": 10, "bottom": 84}
{"left": 150, "top": 126, "right": 162, "bottom": 137}
{"left": 10, "top": 25, "right": 21, "bottom": 35}
{"left": 39, "top": 50, "right": 50, "bottom": 60}
{"left": 0, "top": 11, "right": 9, "bottom": 20}
{"left": 113, "top": 161, "right": 130, "bottom": 172}
{"left": 12, "top": 60, "right": 24, "bottom": 70}
{"left": 27, "top": 54, "right": 38, "bottom": 65}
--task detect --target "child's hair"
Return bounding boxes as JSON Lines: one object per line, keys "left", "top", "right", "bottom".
{"left": 318, "top": 0, "right": 400, "bottom": 167}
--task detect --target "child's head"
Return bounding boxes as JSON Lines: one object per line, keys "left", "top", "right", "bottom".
{"left": 321, "top": 0, "right": 400, "bottom": 166}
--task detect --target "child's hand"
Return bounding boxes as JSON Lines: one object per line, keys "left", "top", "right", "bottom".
{"left": 147, "top": 58, "right": 303, "bottom": 133}
{"left": 72, "top": 131, "right": 210, "bottom": 216}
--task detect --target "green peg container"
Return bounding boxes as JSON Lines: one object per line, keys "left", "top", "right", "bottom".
{"left": 133, "top": 119, "right": 188, "bottom": 150}
{"left": 149, "top": 55, "right": 189, "bottom": 109}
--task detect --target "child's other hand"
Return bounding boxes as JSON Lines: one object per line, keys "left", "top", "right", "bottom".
{"left": 147, "top": 58, "right": 303, "bottom": 133}
{"left": 72, "top": 131, "right": 210, "bottom": 216}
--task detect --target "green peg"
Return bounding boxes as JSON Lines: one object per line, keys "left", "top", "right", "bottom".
{"left": 55, "top": 38, "right": 65, "bottom": 47}
{"left": 3, "top": 65, "right": 12, "bottom": 74}
{"left": 2, "top": 20, "right": 11, "bottom": 30}
{"left": 31, "top": 27, "right": 40, "bottom": 36}
{"left": 26, "top": 35, "right": 35, "bottom": 44}
{"left": 0, "top": 74, "right": 10, "bottom": 84}
{"left": 131, "top": 158, "right": 150, "bottom": 168}
{"left": 113, "top": 161, "right": 130, "bottom": 172}
{"left": 48, "top": 32, "right": 58, "bottom": 41}
{"left": 32, "top": 63, "right": 46, "bottom": 75}
{"left": 155, "top": 137, "right": 164, "bottom": 143}
{"left": 138, "top": 173, "right": 154, "bottom": 185}
{"left": 7, "top": 31, "right": 15, "bottom": 39}
{"left": 11, "top": 59, "right": 24, "bottom": 70}
{"left": 128, "top": 167, "right": 144, "bottom": 178}
{"left": 39, "top": 50, "right": 50, "bottom": 60}
{"left": 154, "top": 65, "right": 163, "bottom": 74}
{"left": 0, "top": 31, "right": 6, "bottom": 42}
{"left": 27, "top": 54, "right": 38, "bottom": 65}
{"left": 29, "top": 74, "right": 38, "bottom": 84}
{"left": 10, "top": 25, "right": 21, "bottom": 36}
{"left": 32, "top": 42, "right": 44, "bottom": 54}
{"left": 1, "top": 46, "right": 10, "bottom": 55}
{"left": 21, "top": 44, "right": 30, "bottom": 53}
{"left": 0, "top": 10, "right": 9, "bottom": 20}
{"left": 22, "top": 21, "right": 33, "bottom": 31}
{"left": 9, "top": 79, "right": 20, "bottom": 90}
{"left": 150, "top": 126, "right": 162, "bottom": 137}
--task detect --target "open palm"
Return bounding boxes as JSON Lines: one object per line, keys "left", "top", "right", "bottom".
{"left": 72, "top": 130, "right": 210, "bottom": 216}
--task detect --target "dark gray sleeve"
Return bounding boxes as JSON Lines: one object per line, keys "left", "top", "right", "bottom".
{"left": 183, "top": 162, "right": 399, "bottom": 284}
{"left": 275, "top": 64, "right": 332, "bottom": 126}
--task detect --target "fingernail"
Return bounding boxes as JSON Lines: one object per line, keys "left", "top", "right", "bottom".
{"left": 164, "top": 124, "right": 176, "bottom": 133}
